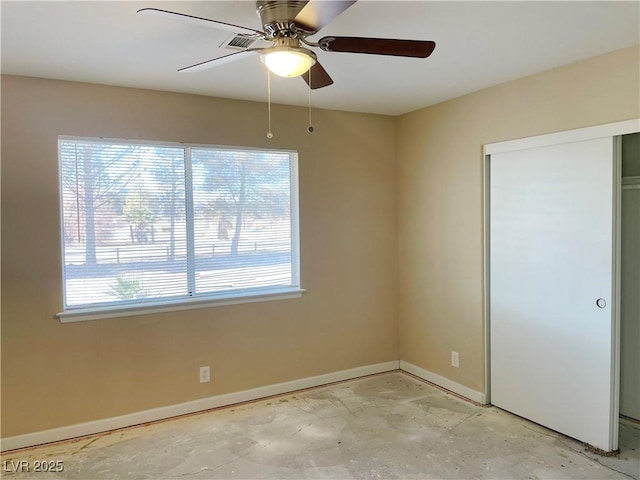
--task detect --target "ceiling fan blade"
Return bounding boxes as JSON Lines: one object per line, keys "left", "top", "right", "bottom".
{"left": 178, "top": 49, "right": 262, "bottom": 73}
{"left": 319, "top": 37, "right": 436, "bottom": 58}
{"left": 302, "top": 61, "right": 334, "bottom": 89}
{"left": 293, "top": 0, "right": 357, "bottom": 32}
{"left": 138, "top": 8, "right": 264, "bottom": 37}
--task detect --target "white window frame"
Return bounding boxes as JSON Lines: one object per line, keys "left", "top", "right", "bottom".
{"left": 56, "top": 136, "right": 304, "bottom": 323}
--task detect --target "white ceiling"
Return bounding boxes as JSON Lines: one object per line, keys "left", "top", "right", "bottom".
{"left": 2, "top": 1, "right": 638, "bottom": 116}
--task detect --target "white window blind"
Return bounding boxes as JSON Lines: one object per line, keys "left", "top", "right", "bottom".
{"left": 58, "top": 138, "right": 300, "bottom": 316}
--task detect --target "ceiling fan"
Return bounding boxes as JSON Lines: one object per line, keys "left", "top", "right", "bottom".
{"left": 138, "top": 0, "right": 436, "bottom": 90}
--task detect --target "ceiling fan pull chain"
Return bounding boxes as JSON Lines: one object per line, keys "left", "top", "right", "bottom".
{"left": 307, "top": 68, "right": 314, "bottom": 134}
{"left": 267, "top": 69, "right": 273, "bottom": 139}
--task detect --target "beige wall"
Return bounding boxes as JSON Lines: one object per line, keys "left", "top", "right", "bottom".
{"left": 0, "top": 75, "right": 399, "bottom": 437}
{"left": 397, "top": 45, "right": 640, "bottom": 392}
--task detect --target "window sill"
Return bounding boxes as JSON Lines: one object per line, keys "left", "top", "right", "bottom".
{"left": 57, "top": 288, "right": 306, "bottom": 323}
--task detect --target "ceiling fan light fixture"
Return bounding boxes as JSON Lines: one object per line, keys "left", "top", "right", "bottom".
{"left": 261, "top": 46, "right": 317, "bottom": 77}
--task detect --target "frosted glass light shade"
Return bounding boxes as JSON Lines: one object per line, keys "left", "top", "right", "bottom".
{"left": 261, "top": 48, "right": 316, "bottom": 77}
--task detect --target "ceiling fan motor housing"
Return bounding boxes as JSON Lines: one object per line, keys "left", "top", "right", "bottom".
{"left": 256, "top": 0, "right": 310, "bottom": 39}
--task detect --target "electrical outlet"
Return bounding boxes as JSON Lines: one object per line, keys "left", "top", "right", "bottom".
{"left": 199, "top": 366, "right": 210, "bottom": 383}
{"left": 451, "top": 351, "right": 460, "bottom": 368}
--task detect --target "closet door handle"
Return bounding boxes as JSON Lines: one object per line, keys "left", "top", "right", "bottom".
{"left": 596, "top": 298, "right": 607, "bottom": 308}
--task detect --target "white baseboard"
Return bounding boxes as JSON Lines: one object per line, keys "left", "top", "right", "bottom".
{"left": 2, "top": 360, "right": 487, "bottom": 452}
{"left": 1, "top": 360, "right": 400, "bottom": 452}
{"left": 400, "top": 360, "right": 488, "bottom": 405}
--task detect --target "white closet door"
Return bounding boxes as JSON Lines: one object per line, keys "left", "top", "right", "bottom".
{"left": 490, "top": 137, "right": 618, "bottom": 451}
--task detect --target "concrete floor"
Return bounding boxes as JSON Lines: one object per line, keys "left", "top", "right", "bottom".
{"left": 2, "top": 372, "right": 639, "bottom": 479}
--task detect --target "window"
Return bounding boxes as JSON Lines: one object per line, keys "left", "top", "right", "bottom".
{"left": 58, "top": 137, "right": 301, "bottom": 321}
